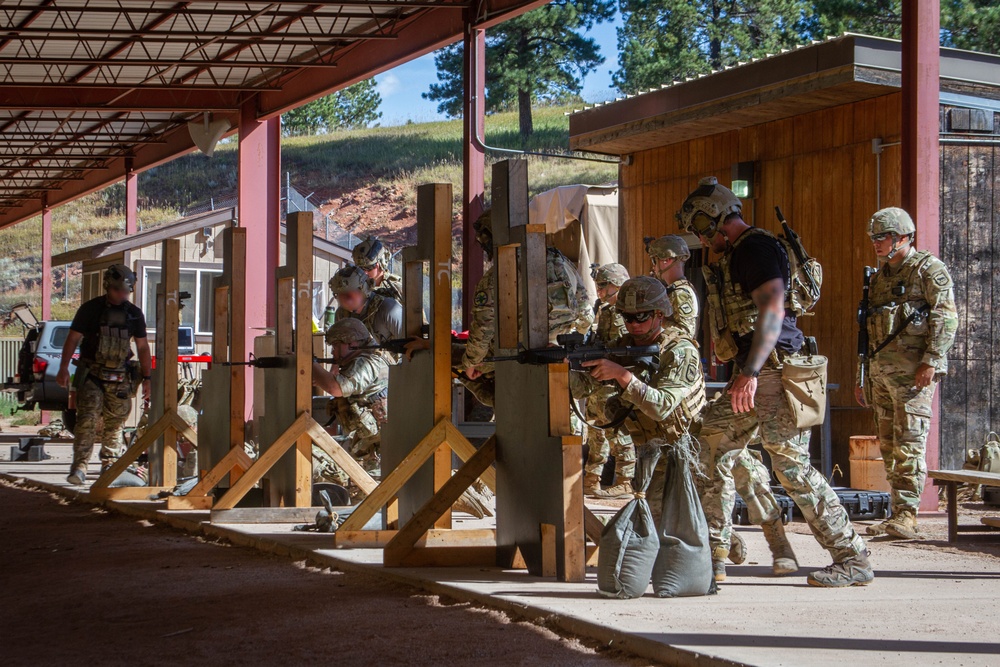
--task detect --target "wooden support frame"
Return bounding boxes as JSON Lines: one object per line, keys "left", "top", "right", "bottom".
{"left": 491, "top": 159, "right": 586, "bottom": 583}
{"left": 89, "top": 239, "right": 189, "bottom": 500}
{"left": 210, "top": 212, "right": 375, "bottom": 512}
{"left": 165, "top": 227, "right": 251, "bottom": 511}
{"left": 337, "top": 183, "right": 502, "bottom": 567}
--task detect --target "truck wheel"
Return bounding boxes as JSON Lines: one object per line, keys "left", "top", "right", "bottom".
{"left": 62, "top": 409, "right": 76, "bottom": 435}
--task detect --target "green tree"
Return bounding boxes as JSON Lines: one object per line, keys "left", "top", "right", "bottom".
{"left": 613, "top": 1, "right": 811, "bottom": 94}
{"left": 282, "top": 78, "right": 382, "bottom": 136}
{"left": 424, "top": 0, "right": 614, "bottom": 144}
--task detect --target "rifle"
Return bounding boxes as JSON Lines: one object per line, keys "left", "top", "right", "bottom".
{"left": 857, "top": 266, "right": 873, "bottom": 390}
{"left": 484, "top": 332, "right": 658, "bottom": 370}
{"left": 220, "top": 355, "right": 289, "bottom": 369}
{"left": 775, "top": 206, "right": 820, "bottom": 298}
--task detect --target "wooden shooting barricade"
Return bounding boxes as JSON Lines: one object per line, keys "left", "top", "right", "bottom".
{"left": 165, "top": 227, "right": 253, "bottom": 511}
{"left": 333, "top": 183, "right": 499, "bottom": 567}
{"left": 89, "top": 239, "right": 195, "bottom": 501}
{"left": 206, "top": 212, "right": 376, "bottom": 518}
{"left": 490, "top": 159, "right": 599, "bottom": 582}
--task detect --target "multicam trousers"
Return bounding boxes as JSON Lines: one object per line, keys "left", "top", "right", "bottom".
{"left": 71, "top": 378, "right": 132, "bottom": 473}
{"left": 868, "top": 361, "right": 936, "bottom": 514}
{"left": 584, "top": 387, "right": 635, "bottom": 480}
{"left": 697, "top": 365, "right": 866, "bottom": 562}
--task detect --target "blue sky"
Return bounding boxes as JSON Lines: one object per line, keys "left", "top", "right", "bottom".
{"left": 374, "top": 11, "right": 622, "bottom": 126}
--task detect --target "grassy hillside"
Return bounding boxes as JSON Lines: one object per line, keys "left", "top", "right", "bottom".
{"left": 0, "top": 104, "right": 617, "bottom": 332}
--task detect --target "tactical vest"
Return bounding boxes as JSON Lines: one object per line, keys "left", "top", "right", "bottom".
{"left": 94, "top": 304, "right": 134, "bottom": 370}
{"left": 546, "top": 247, "right": 593, "bottom": 340}
{"left": 374, "top": 273, "right": 404, "bottom": 304}
{"left": 595, "top": 302, "right": 627, "bottom": 344}
{"left": 701, "top": 228, "right": 800, "bottom": 362}
{"left": 866, "top": 250, "right": 936, "bottom": 355}
{"left": 330, "top": 351, "right": 389, "bottom": 445}
{"left": 621, "top": 331, "right": 706, "bottom": 446}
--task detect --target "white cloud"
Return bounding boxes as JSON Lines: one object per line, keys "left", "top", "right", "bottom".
{"left": 375, "top": 73, "right": 401, "bottom": 98}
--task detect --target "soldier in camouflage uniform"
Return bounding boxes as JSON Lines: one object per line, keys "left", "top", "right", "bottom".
{"left": 583, "top": 263, "right": 636, "bottom": 498}
{"left": 312, "top": 318, "right": 390, "bottom": 486}
{"left": 457, "top": 209, "right": 595, "bottom": 407}
{"left": 647, "top": 234, "right": 763, "bottom": 567}
{"left": 856, "top": 207, "right": 958, "bottom": 539}
{"left": 578, "top": 276, "right": 706, "bottom": 526}
{"left": 56, "top": 264, "right": 152, "bottom": 485}
{"left": 329, "top": 265, "right": 403, "bottom": 361}
{"left": 679, "top": 177, "right": 871, "bottom": 588}
{"left": 353, "top": 235, "right": 404, "bottom": 304}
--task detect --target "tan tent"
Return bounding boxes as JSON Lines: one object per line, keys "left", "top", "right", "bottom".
{"left": 529, "top": 183, "right": 619, "bottom": 301}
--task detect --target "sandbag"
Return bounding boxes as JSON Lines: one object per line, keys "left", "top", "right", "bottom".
{"left": 597, "top": 446, "right": 659, "bottom": 599}
{"left": 651, "top": 445, "right": 716, "bottom": 598}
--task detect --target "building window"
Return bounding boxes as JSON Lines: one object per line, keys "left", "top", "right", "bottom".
{"left": 143, "top": 267, "right": 222, "bottom": 335}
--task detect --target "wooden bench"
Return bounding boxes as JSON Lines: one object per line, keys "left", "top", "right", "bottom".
{"left": 928, "top": 469, "right": 1000, "bottom": 542}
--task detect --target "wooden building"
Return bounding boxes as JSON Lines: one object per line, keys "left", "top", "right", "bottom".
{"left": 569, "top": 34, "right": 1000, "bottom": 475}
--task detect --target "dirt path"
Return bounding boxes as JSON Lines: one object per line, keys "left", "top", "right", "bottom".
{"left": 0, "top": 480, "right": 650, "bottom": 667}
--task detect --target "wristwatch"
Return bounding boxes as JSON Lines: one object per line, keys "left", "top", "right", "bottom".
{"left": 741, "top": 368, "right": 760, "bottom": 379}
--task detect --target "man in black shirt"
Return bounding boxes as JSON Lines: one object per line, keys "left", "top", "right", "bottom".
{"left": 56, "top": 264, "right": 152, "bottom": 485}
{"left": 679, "top": 177, "right": 871, "bottom": 588}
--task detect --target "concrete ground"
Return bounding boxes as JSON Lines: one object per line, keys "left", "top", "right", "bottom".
{"left": 3, "top": 437, "right": 1000, "bottom": 667}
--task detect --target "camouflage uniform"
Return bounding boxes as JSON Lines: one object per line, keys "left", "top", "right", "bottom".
{"left": 457, "top": 249, "right": 594, "bottom": 408}
{"left": 70, "top": 294, "right": 145, "bottom": 476}
{"left": 374, "top": 272, "right": 404, "bottom": 304}
{"left": 696, "top": 230, "right": 866, "bottom": 565}
{"left": 861, "top": 209, "right": 957, "bottom": 521}
{"left": 314, "top": 343, "right": 390, "bottom": 485}
{"left": 584, "top": 299, "right": 634, "bottom": 484}
{"left": 334, "top": 292, "right": 403, "bottom": 362}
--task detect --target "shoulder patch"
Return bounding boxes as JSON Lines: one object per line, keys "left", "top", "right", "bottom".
{"left": 684, "top": 357, "right": 700, "bottom": 384}
{"left": 474, "top": 290, "right": 489, "bottom": 307}
{"left": 930, "top": 269, "right": 952, "bottom": 289}
{"left": 679, "top": 301, "right": 694, "bottom": 315}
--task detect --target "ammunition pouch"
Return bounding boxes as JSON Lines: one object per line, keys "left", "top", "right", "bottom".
{"left": 780, "top": 354, "right": 828, "bottom": 429}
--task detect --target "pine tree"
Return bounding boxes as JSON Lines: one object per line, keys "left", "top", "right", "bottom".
{"left": 282, "top": 78, "right": 382, "bottom": 136}
{"left": 424, "top": 0, "right": 614, "bottom": 144}
{"left": 613, "top": 1, "right": 811, "bottom": 95}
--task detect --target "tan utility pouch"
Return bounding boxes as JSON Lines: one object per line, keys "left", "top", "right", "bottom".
{"left": 781, "top": 355, "right": 828, "bottom": 429}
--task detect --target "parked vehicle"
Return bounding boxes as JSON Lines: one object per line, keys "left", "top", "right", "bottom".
{"left": 2, "top": 303, "right": 78, "bottom": 432}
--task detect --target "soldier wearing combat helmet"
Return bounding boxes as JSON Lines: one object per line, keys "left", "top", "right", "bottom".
{"left": 582, "top": 263, "right": 635, "bottom": 498}
{"left": 352, "top": 235, "right": 403, "bottom": 304}
{"left": 679, "top": 176, "right": 871, "bottom": 588}
{"left": 329, "top": 264, "right": 403, "bottom": 360}
{"left": 578, "top": 276, "right": 706, "bottom": 523}
{"left": 856, "top": 207, "right": 957, "bottom": 539}
{"left": 56, "top": 264, "right": 152, "bottom": 486}
{"left": 312, "top": 318, "right": 390, "bottom": 486}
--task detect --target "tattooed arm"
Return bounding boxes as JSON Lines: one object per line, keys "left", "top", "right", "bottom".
{"left": 729, "top": 276, "right": 785, "bottom": 413}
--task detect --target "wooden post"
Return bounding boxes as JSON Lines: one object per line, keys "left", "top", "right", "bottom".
{"left": 492, "top": 159, "right": 585, "bottom": 583}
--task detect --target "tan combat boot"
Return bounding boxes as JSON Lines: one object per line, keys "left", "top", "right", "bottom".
{"left": 807, "top": 549, "right": 874, "bottom": 587}
{"left": 761, "top": 519, "right": 799, "bottom": 575}
{"left": 596, "top": 480, "right": 634, "bottom": 499}
{"left": 712, "top": 545, "right": 729, "bottom": 582}
{"left": 884, "top": 508, "right": 919, "bottom": 540}
{"left": 866, "top": 519, "right": 891, "bottom": 536}
{"left": 729, "top": 530, "right": 748, "bottom": 565}
{"left": 583, "top": 473, "right": 603, "bottom": 497}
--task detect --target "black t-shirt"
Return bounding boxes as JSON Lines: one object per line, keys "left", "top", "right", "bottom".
{"left": 728, "top": 230, "right": 804, "bottom": 367}
{"left": 71, "top": 296, "right": 147, "bottom": 363}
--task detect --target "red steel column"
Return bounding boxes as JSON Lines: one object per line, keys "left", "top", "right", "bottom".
{"left": 901, "top": 0, "right": 941, "bottom": 512}
{"left": 41, "top": 205, "right": 52, "bottom": 320}
{"left": 124, "top": 161, "right": 138, "bottom": 235}
{"left": 238, "top": 97, "right": 281, "bottom": 417}
{"left": 461, "top": 17, "right": 486, "bottom": 329}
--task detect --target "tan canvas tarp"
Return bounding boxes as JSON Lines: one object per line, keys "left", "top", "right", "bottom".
{"left": 529, "top": 183, "right": 619, "bottom": 301}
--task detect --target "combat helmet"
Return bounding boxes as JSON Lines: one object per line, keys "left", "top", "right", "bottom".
{"left": 616, "top": 276, "right": 673, "bottom": 317}
{"left": 646, "top": 234, "right": 691, "bottom": 262}
{"left": 325, "top": 317, "right": 373, "bottom": 346}
{"left": 472, "top": 208, "right": 493, "bottom": 259}
{"left": 676, "top": 176, "right": 742, "bottom": 239}
{"left": 329, "top": 265, "right": 373, "bottom": 297}
{"left": 593, "top": 263, "right": 630, "bottom": 288}
{"left": 352, "top": 236, "right": 390, "bottom": 271}
{"left": 104, "top": 264, "right": 136, "bottom": 293}
{"left": 868, "top": 207, "right": 916, "bottom": 239}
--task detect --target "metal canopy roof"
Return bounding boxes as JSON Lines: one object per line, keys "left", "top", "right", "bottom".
{"left": 0, "top": 0, "right": 546, "bottom": 228}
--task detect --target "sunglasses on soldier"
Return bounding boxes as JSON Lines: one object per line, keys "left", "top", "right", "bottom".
{"left": 617, "top": 310, "right": 654, "bottom": 324}
{"left": 870, "top": 232, "right": 892, "bottom": 243}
